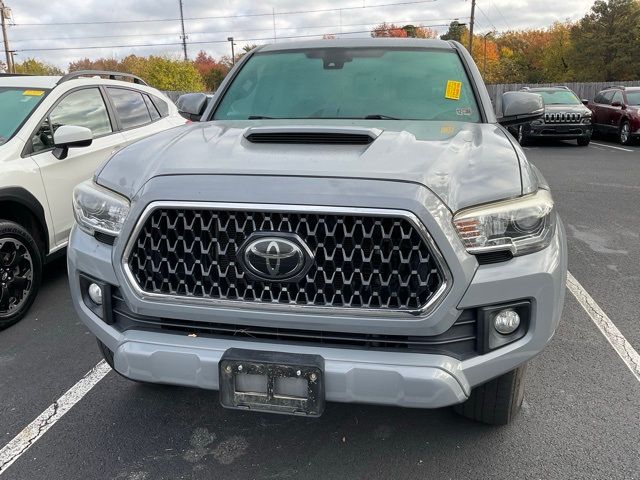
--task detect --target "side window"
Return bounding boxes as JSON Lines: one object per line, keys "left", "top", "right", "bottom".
{"left": 151, "top": 95, "right": 169, "bottom": 117}
{"left": 31, "top": 88, "right": 112, "bottom": 154}
{"left": 612, "top": 91, "right": 624, "bottom": 105}
{"left": 601, "top": 90, "right": 615, "bottom": 105}
{"left": 143, "top": 95, "right": 161, "bottom": 121}
{"left": 108, "top": 88, "right": 152, "bottom": 129}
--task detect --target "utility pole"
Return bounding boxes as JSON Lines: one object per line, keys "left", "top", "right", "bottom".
{"left": 227, "top": 37, "right": 235, "bottom": 66}
{"left": 468, "top": 0, "right": 476, "bottom": 53}
{"left": 178, "top": 0, "right": 188, "bottom": 61}
{"left": 1, "top": 1, "right": 13, "bottom": 73}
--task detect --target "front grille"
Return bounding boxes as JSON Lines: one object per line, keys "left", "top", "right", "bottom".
{"left": 544, "top": 112, "right": 581, "bottom": 123}
{"left": 126, "top": 206, "right": 446, "bottom": 313}
{"left": 110, "top": 288, "right": 477, "bottom": 359}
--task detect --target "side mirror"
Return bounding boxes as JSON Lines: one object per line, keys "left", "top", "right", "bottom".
{"left": 498, "top": 91, "right": 544, "bottom": 127}
{"left": 176, "top": 93, "right": 209, "bottom": 121}
{"left": 611, "top": 101, "right": 622, "bottom": 108}
{"left": 52, "top": 125, "right": 93, "bottom": 160}
{"left": 582, "top": 99, "right": 589, "bottom": 106}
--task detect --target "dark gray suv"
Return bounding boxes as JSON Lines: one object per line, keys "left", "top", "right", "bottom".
{"left": 513, "top": 86, "right": 593, "bottom": 146}
{"left": 68, "top": 39, "right": 567, "bottom": 426}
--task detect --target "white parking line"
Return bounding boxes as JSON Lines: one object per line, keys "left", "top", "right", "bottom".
{"left": 567, "top": 272, "right": 640, "bottom": 382}
{"left": 590, "top": 142, "right": 634, "bottom": 152}
{"left": 0, "top": 361, "right": 111, "bottom": 475}
{"left": 1, "top": 273, "right": 640, "bottom": 475}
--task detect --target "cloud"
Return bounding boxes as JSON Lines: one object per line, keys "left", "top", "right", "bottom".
{"left": 6, "top": 0, "right": 594, "bottom": 69}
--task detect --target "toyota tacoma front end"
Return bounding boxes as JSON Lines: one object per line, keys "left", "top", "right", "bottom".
{"left": 68, "top": 39, "right": 566, "bottom": 425}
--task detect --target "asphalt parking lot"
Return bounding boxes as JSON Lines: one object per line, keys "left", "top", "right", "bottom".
{"left": 1, "top": 137, "right": 639, "bottom": 480}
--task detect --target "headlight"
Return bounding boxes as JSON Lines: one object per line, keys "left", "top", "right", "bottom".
{"left": 531, "top": 119, "right": 543, "bottom": 126}
{"left": 453, "top": 189, "right": 555, "bottom": 257}
{"left": 72, "top": 181, "right": 130, "bottom": 236}
{"left": 581, "top": 115, "right": 592, "bottom": 124}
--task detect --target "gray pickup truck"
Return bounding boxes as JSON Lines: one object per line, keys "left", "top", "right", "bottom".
{"left": 68, "top": 39, "right": 566, "bottom": 425}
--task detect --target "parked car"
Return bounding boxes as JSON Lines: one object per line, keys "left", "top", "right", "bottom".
{"left": 510, "top": 86, "right": 592, "bottom": 146}
{"left": 68, "top": 39, "right": 566, "bottom": 425}
{"left": 588, "top": 86, "right": 640, "bottom": 145}
{"left": 0, "top": 70, "right": 187, "bottom": 329}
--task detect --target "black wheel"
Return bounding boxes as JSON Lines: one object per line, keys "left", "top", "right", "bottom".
{"left": 517, "top": 125, "right": 529, "bottom": 146}
{"left": 453, "top": 364, "right": 527, "bottom": 425}
{"left": 0, "top": 221, "right": 43, "bottom": 330}
{"left": 619, "top": 121, "right": 632, "bottom": 145}
{"left": 577, "top": 136, "right": 591, "bottom": 146}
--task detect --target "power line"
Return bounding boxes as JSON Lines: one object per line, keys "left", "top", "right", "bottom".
{"left": 11, "top": 18, "right": 466, "bottom": 43}
{"left": 476, "top": 4, "right": 498, "bottom": 32}
{"left": 14, "top": 23, "right": 454, "bottom": 52}
{"left": 10, "top": 0, "right": 439, "bottom": 27}
{"left": 491, "top": 2, "right": 511, "bottom": 31}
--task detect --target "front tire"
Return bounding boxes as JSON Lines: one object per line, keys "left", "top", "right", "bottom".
{"left": 453, "top": 364, "right": 527, "bottom": 425}
{"left": 0, "top": 221, "right": 43, "bottom": 330}
{"left": 619, "top": 121, "right": 632, "bottom": 145}
{"left": 577, "top": 136, "right": 591, "bottom": 146}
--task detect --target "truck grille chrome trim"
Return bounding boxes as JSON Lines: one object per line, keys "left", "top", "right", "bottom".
{"left": 544, "top": 112, "right": 581, "bottom": 124}
{"left": 121, "top": 202, "right": 452, "bottom": 318}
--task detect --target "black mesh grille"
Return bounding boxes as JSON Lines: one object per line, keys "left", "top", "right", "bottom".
{"left": 127, "top": 208, "right": 445, "bottom": 311}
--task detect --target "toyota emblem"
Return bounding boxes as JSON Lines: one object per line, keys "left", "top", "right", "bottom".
{"left": 238, "top": 233, "right": 313, "bottom": 282}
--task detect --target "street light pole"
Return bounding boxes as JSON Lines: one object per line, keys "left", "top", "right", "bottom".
{"left": 227, "top": 37, "right": 235, "bottom": 66}
{"left": 0, "top": 1, "right": 13, "bottom": 73}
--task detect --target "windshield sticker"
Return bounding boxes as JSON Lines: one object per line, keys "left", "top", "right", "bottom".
{"left": 23, "top": 90, "right": 45, "bottom": 97}
{"left": 445, "top": 80, "right": 462, "bottom": 100}
{"left": 456, "top": 107, "right": 472, "bottom": 116}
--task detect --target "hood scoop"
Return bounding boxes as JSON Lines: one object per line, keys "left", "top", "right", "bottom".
{"left": 244, "top": 125, "right": 381, "bottom": 145}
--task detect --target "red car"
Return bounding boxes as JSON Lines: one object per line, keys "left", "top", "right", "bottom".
{"left": 588, "top": 86, "right": 640, "bottom": 145}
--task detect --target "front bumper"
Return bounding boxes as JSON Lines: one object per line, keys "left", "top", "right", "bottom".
{"left": 526, "top": 123, "right": 592, "bottom": 139}
{"left": 68, "top": 176, "right": 567, "bottom": 409}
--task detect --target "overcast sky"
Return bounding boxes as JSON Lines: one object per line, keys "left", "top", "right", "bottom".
{"left": 5, "top": 0, "right": 595, "bottom": 69}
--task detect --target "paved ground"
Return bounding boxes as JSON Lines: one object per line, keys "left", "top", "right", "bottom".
{"left": 1, "top": 137, "right": 639, "bottom": 480}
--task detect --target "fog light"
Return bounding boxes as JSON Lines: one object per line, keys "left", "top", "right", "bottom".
{"left": 494, "top": 309, "right": 520, "bottom": 335}
{"left": 88, "top": 283, "right": 103, "bottom": 305}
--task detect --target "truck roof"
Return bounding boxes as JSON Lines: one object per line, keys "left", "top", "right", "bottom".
{"left": 257, "top": 38, "right": 455, "bottom": 53}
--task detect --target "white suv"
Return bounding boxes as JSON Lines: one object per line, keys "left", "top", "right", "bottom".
{"left": 0, "top": 71, "right": 187, "bottom": 328}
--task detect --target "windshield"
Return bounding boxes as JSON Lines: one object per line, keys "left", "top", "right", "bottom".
{"left": 0, "top": 87, "right": 49, "bottom": 145}
{"left": 626, "top": 91, "right": 640, "bottom": 105}
{"left": 213, "top": 48, "right": 480, "bottom": 122}
{"left": 535, "top": 90, "right": 581, "bottom": 105}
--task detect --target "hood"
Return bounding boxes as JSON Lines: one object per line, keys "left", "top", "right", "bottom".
{"left": 96, "top": 120, "right": 525, "bottom": 212}
{"left": 544, "top": 104, "right": 590, "bottom": 114}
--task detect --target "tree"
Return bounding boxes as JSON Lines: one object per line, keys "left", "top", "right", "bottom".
{"left": 402, "top": 25, "right": 437, "bottom": 38}
{"left": 440, "top": 21, "right": 468, "bottom": 42}
{"left": 14, "top": 58, "right": 63, "bottom": 76}
{"left": 144, "top": 56, "right": 204, "bottom": 91}
{"left": 68, "top": 57, "right": 121, "bottom": 72}
{"left": 569, "top": 0, "right": 640, "bottom": 81}
{"left": 371, "top": 23, "right": 408, "bottom": 37}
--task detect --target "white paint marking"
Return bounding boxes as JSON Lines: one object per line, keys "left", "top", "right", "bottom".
{"left": 567, "top": 271, "right": 640, "bottom": 383}
{"left": 590, "top": 142, "right": 634, "bottom": 152}
{"left": 0, "top": 361, "right": 111, "bottom": 475}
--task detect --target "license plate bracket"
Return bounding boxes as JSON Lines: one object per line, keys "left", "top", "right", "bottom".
{"left": 219, "top": 349, "right": 325, "bottom": 417}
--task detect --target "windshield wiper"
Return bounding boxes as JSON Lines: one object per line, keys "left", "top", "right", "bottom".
{"left": 363, "top": 114, "right": 402, "bottom": 120}
{"left": 248, "top": 115, "right": 277, "bottom": 119}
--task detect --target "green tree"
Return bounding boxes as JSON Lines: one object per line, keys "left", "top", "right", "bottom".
{"left": 15, "top": 58, "right": 63, "bottom": 76}
{"left": 569, "top": 0, "right": 640, "bottom": 81}
{"left": 144, "top": 56, "right": 204, "bottom": 91}
{"left": 440, "top": 21, "right": 468, "bottom": 42}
